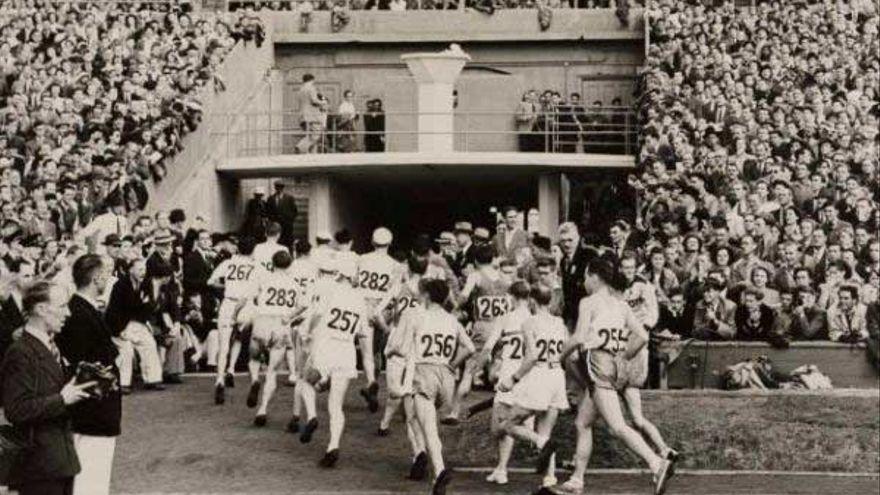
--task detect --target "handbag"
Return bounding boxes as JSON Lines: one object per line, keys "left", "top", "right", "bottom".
{"left": 0, "top": 424, "right": 32, "bottom": 485}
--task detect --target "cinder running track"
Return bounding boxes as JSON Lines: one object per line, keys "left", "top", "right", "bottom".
{"left": 112, "top": 377, "right": 879, "bottom": 494}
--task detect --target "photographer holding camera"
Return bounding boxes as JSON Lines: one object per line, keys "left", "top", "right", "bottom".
{"left": 1, "top": 281, "right": 96, "bottom": 495}
{"left": 57, "top": 254, "right": 121, "bottom": 495}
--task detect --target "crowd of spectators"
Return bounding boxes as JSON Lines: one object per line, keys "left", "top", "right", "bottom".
{"left": 230, "top": 0, "right": 631, "bottom": 12}
{"left": 0, "top": 0, "right": 265, "bottom": 258}
{"left": 0, "top": 0, "right": 267, "bottom": 388}
{"left": 630, "top": 0, "right": 879, "bottom": 344}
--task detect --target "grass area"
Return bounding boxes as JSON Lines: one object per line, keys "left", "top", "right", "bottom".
{"left": 448, "top": 392, "right": 880, "bottom": 473}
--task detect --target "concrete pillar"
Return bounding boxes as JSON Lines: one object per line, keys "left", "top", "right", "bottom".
{"left": 213, "top": 175, "right": 241, "bottom": 233}
{"left": 308, "top": 174, "right": 338, "bottom": 243}
{"left": 538, "top": 173, "right": 561, "bottom": 239}
{"left": 401, "top": 45, "right": 470, "bottom": 153}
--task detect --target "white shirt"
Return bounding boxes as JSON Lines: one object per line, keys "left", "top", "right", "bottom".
{"left": 76, "top": 211, "right": 128, "bottom": 246}
{"left": 253, "top": 241, "right": 288, "bottom": 272}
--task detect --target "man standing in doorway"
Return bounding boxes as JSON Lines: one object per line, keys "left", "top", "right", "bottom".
{"left": 266, "top": 181, "right": 298, "bottom": 249}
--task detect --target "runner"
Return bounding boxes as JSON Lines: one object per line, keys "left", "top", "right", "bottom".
{"left": 288, "top": 245, "right": 334, "bottom": 436}
{"left": 286, "top": 239, "right": 317, "bottom": 392}
{"left": 480, "top": 280, "right": 532, "bottom": 486}
{"left": 245, "top": 250, "right": 306, "bottom": 427}
{"left": 207, "top": 236, "right": 265, "bottom": 405}
{"left": 495, "top": 283, "right": 569, "bottom": 487}
{"left": 356, "top": 227, "right": 404, "bottom": 412}
{"left": 618, "top": 253, "right": 679, "bottom": 464}
{"left": 299, "top": 255, "right": 371, "bottom": 468}
{"left": 446, "top": 243, "right": 510, "bottom": 423}
{"left": 553, "top": 258, "right": 675, "bottom": 495}
{"left": 375, "top": 254, "right": 430, "bottom": 480}
{"left": 253, "top": 222, "right": 288, "bottom": 273}
{"left": 404, "top": 279, "right": 476, "bottom": 495}
{"left": 377, "top": 254, "right": 426, "bottom": 436}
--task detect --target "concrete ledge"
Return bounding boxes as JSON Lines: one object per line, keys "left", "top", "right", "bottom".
{"left": 268, "top": 8, "right": 644, "bottom": 43}
{"left": 667, "top": 340, "right": 880, "bottom": 390}
{"left": 216, "top": 151, "right": 635, "bottom": 177}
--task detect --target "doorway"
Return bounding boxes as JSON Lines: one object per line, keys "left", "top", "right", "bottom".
{"left": 335, "top": 169, "right": 538, "bottom": 254}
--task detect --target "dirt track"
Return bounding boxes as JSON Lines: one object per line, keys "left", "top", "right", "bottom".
{"left": 112, "top": 377, "right": 879, "bottom": 494}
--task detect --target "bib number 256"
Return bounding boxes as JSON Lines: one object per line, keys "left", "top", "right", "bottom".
{"left": 420, "top": 334, "right": 455, "bottom": 359}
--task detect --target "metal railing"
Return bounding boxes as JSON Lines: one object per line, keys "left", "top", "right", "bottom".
{"left": 210, "top": 107, "right": 639, "bottom": 157}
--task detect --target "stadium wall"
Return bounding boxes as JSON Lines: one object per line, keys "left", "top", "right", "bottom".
{"left": 147, "top": 33, "right": 276, "bottom": 231}
{"left": 268, "top": 8, "right": 644, "bottom": 43}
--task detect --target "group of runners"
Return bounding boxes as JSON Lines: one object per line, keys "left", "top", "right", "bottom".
{"left": 202, "top": 224, "right": 678, "bottom": 495}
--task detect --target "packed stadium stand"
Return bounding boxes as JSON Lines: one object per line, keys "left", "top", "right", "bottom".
{"left": 0, "top": 0, "right": 877, "bottom": 393}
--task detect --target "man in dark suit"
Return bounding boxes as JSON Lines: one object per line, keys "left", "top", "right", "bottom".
{"left": 241, "top": 187, "right": 268, "bottom": 241}
{"left": 182, "top": 229, "right": 217, "bottom": 338}
{"left": 0, "top": 259, "right": 34, "bottom": 359}
{"left": 57, "top": 254, "right": 120, "bottom": 495}
{"left": 656, "top": 289, "right": 693, "bottom": 338}
{"left": 105, "top": 258, "right": 164, "bottom": 393}
{"left": 265, "top": 181, "right": 298, "bottom": 248}
{"left": 558, "top": 222, "right": 597, "bottom": 329}
{"left": 1, "top": 281, "right": 94, "bottom": 495}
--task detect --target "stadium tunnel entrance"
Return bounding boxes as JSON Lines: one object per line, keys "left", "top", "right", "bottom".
{"left": 304, "top": 167, "right": 556, "bottom": 254}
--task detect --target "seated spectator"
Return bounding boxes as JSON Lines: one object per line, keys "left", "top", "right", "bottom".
{"left": 827, "top": 285, "right": 870, "bottom": 343}
{"left": 105, "top": 257, "right": 165, "bottom": 393}
{"left": 749, "top": 265, "right": 780, "bottom": 307}
{"left": 692, "top": 279, "right": 736, "bottom": 340}
{"left": 734, "top": 286, "right": 782, "bottom": 345}
{"left": 789, "top": 287, "right": 829, "bottom": 341}
{"left": 638, "top": 246, "right": 680, "bottom": 307}
{"left": 656, "top": 287, "right": 692, "bottom": 338}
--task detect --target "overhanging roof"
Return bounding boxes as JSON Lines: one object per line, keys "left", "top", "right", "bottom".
{"left": 217, "top": 152, "right": 634, "bottom": 178}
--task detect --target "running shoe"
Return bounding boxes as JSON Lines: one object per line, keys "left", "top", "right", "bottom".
{"left": 246, "top": 382, "right": 261, "bottom": 408}
{"left": 653, "top": 458, "right": 675, "bottom": 495}
{"left": 300, "top": 417, "right": 319, "bottom": 444}
{"left": 318, "top": 449, "right": 339, "bottom": 468}
{"left": 360, "top": 382, "right": 380, "bottom": 413}
{"left": 485, "top": 469, "right": 508, "bottom": 485}
{"left": 432, "top": 468, "right": 452, "bottom": 495}
{"left": 408, "top": 451, "right": 428, "bottom": 481}
{"left": 214, "top": 384, "right": 225, "bottom": 405}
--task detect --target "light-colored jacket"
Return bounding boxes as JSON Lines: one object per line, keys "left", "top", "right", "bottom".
{"left": 298, "top": 81, "right": 323, "bottom": 124}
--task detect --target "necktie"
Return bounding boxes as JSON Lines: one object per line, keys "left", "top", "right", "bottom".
{"left": 116, "top": 216, "right": 122, "bottom": 236}
{"left": 48, "top": 339, "right": 61, "bottom": 365}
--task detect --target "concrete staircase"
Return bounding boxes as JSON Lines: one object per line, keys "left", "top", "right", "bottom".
{"left": 145, "top": 18, "right": 275, "bottom": 232}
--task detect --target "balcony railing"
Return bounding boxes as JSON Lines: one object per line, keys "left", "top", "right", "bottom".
{"left": 211, "top": 107, "right": 639, "bottom": 158}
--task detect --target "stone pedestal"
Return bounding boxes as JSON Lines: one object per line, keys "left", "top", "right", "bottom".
{"left": 401, "top": 46, "right": 470, "bottom": 153}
